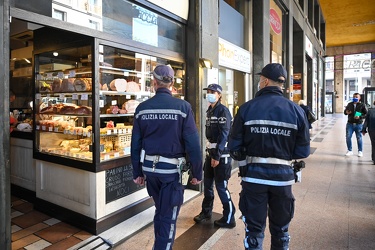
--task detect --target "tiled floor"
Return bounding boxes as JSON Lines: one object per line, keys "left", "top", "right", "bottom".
{"left": 11, "top": 114, "right": 375, "bottom": 250}
{"left": 11, "top": 197, "right": 92, "bottom": 250}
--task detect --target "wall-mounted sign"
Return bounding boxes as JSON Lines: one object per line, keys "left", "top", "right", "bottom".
{"left": 305, "top": 36, "right": 313, "bottom": 58}
{"left": 270, "top": 8, "right": 281, "bottom": 35}
{"left": 219, "top": 38, "right": 251, "bottom": 73}
{"left": 146, "top": 0, "right": 189, "bottom": 20}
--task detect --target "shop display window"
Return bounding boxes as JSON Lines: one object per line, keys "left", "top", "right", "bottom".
{"left": 33, "top": 41, "right": 185, "bottom": 170}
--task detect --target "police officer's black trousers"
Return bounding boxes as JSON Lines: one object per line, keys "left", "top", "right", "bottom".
{"left": 239, "top": 182, "right": 295, "bottom": 250}
{"left": 145, "top": 172, "right": 184, "bottom": 250}
{"left": 201, "top": 156, "right": 235, "bottom": 222}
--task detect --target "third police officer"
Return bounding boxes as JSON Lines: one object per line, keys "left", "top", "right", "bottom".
{"left": 194, "top": 83, "right": 236, "bottom": 228}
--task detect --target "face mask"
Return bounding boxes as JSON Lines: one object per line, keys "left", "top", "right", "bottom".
{"left": 353, "top": 98, "right": 359, "bottom": 103}
{"left": 207, "top": 93, "right": 217, "bottom": 103}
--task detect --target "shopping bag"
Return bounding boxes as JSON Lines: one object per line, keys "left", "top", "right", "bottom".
{"left": 308, "top": 110, "right": 317, "bottom": 124}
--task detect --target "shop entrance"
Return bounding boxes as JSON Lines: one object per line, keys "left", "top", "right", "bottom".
{"left": 218, "top": 68, "right": 247, "bottom": 117}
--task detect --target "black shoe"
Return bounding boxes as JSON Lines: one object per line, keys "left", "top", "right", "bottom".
{"left": 194, "top": 212, "right": 211, "bottom": 223}
{"left": 214, "top": 217, "right": 236, "bottom": 228}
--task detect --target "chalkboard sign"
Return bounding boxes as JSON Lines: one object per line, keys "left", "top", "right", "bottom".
{"left": 106, "top": 164, "right": 144, "bottom": 203}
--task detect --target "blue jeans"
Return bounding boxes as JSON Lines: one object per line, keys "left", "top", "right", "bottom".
{"left": 346, "top": 122, "right": 363, "bottom": 152}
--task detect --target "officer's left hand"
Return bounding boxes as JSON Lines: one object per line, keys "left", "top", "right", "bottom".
{"left": 190, "top": 178, "right": 202, "bottom": 185}
{"left": 211, "top": 159, "right": 219, "bottom": 168}
{"left": 133, "top": 177, "right": 145, "bottom": 185}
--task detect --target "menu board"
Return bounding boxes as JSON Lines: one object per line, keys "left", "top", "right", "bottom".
{"left": 105, "top": 164, "right": 143, "bottom": 203}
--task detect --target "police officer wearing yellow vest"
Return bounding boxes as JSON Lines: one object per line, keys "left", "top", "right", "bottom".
{"left": 228, "top": 63, "right": 310, "bottom": 250}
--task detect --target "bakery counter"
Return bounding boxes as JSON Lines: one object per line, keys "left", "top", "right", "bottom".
{"left": 11, "top": 129, "right": 33, "bottom": 140}
{"left": 10, "top": 137, "right": 36, "bottom": 191}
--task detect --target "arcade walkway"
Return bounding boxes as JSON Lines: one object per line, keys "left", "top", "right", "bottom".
{"left": 11, "top": 114, "right": 375, "bottom": 249}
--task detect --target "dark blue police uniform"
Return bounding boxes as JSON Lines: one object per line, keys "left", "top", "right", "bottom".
{"left": 131, "top": 87, "right": 202, "bottom": 250}
{"left": 200, "top": 100, "right": 236, "bottom": 225}
{"left": 229, "top": 85, "right": 310, "bottom": 250}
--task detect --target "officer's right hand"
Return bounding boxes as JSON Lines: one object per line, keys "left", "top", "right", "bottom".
{"left": 133, "top": 176, "right": 145, "bottom": 185}
{"left": 190, "top": 178, "right": 201, "bottom": 185}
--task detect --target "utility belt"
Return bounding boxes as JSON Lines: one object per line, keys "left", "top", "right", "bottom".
{"left": 238, "top": 156, "right": 292, "bottom": 177}
{"left": 206, "top": 142, "right": 230, "bottom": 163}
{"left": 140, "top": 149, "right": 189, "bottom": 184}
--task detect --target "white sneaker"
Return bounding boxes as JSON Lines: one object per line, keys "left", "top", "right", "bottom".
{"left": 358, "top": 151, "right": 363, "bottom": 157}
{"left": 345, "top": 151, "right": 353, "bottom": 156}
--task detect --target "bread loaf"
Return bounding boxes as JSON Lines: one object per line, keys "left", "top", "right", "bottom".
{"left": 74, "top": 78, "right": 92, "bottom": 91}
{"left": 109, "top": 78, "right": 127, "bottom": 91}
{"left": 61, "top": 78, "right": 75, "bottom": 92}
{"left": 126, "top": 81, "right": 140, "bottom": 92}
{"left": 52, "top": 79, "right": 62, "bottom": 92}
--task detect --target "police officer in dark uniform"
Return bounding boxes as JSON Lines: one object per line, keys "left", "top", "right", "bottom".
{"left": 131, "top": 65, "right": 203, "bottom": 250}
{"left": 193, "top": 84, "right": 236, "bottom": 228}
{"left": 228, "top": 63, "right": 310, "bottom": 250}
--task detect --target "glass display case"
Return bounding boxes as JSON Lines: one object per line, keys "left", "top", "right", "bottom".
{"left": 33, "top": 41, "right": 185, "bottom": 171}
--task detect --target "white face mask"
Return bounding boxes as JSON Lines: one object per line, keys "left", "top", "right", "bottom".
{"left": 207, "top": 93, "right": 217, "bottom": 103}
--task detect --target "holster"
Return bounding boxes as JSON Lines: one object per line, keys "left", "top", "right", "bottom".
{"left": 238, "top": 165, "right": 248, "bottom": 177}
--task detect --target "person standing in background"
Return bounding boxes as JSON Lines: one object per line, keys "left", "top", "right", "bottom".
{"left": 10, "top": 90, "right": 17, "bottom": 132}
{"left": 228, "top": 63, "right": 310, "bottom": 250}
{"left": 193, "top": 83, "right": 236, "bottom": 228}
{"left": 344, "top": 93, "right": 367, "bottom": 157}
{"left": 298, "top": 99, "right": 312, "bottom": 129}
{"left": 362, "top": 100, "right": 375, "bottom": 164}
{"left": 131, "top": 65, "right": 202, "bottom": 250}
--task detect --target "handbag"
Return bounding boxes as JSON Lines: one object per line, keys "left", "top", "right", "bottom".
{"left": 307, "top": 110, "right": 317, "bottom": 124}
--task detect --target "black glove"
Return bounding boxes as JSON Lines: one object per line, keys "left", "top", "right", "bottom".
{"left": 230, "top": 148, "right": 246, "bottom": 161}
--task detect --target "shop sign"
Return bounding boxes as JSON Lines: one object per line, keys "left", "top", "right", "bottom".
{"left": 219, "top": 38, "right": 251, "bottom": 73}
{"left": 270, "top": 8, "right": 281, "bottom": 34}
{"left": 146, "top": 0, "right": 189, "bottom": 20}
{"left": 305, "top": 36, "right": 313, "bottom": 58}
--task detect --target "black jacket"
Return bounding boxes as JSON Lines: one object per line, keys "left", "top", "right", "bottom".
{"left": 344, "top": 101, "right": 367, "bottom": 124}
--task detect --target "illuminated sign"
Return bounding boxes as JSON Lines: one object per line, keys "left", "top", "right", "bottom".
{"left": 219, "top": 38, "right": 251, "bottom": 73}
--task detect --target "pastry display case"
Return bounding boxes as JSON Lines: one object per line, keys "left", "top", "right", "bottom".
{"left": 33, "top": 41, "right": 185, "bottom": 172}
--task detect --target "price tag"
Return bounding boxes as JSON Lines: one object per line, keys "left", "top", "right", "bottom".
{"left": 59, "top": 93, "right": 65, "bottom": 99}
{"left": 72, "top": 94, "right": 78, "bottom": 100}
{"left": 99, "top": 45, "right": 104, "bottom": 53}
{"left": 136, "top": 94, "right": 141, "bottom": 99}
{"left": 111, "top": 100, "right": 117, "bottom": 105}
{"left": 124, "top": 71, "right": 129, "bottom": 76}
{"left": 58, "top": 72, "right": 64, "bottom": 78}
{"left": 42, "top": 126, "right": 46, "bottom": 131}
{"left": 118, "top": 129, "right": 123, "bottom": 134}
{"left": 104, "top": 154, "right": 110, "bottom": 160}
{"left": 46, "top": 94, "right": 51, "bottom": 97}
{"left": 114, "top": 152, "right": 120, "bottom": 158}
{"left": 87, "top": 132, "right": 91, "bottom": 138}
{"left": 36, "top": 125, "right": 40, "bottom": 130}
{"left": 81, "top": 94, "right": 88, "bottom": 100}
{"left": 107, "top": 130, "right": 112, "bottom": 135}
{"left": 99, "top": 54, "right": 104, "bottom": 62}
{"left": 46, "top": 73, "right": 53, "bottom": 78}
{"left": 113, "top": 128, "right": 118, "bottom": 134}
{"left": 35, "top": 93, "right": 41, "bottom": 100}
{"left": 126, "top": 95, "right": 131, "bottom": 99}
{"left": 137, "top": 73, "right": 142, "bottom": 78}
{"left": 36, "top": 74, "right": 41, "bottom": 80}
{"left": 69, "top": 70, "right": 76, "bottom": 77}
{"left": 99, "top": 100, "right": 104, "bottom": 108}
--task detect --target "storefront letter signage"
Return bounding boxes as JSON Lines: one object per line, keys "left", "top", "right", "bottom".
{"left": 105, "top": 164, "right": 143, "bottom": 203}
{"left": 270, "top": 8, "right": 281, "bottom": 34}
{"left": 219, "top": 38, "right": 251, "bottom": 73}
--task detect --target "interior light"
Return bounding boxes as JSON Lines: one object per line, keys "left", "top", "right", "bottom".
{"left": 199, "top": 58, "right": 213, "bottom": 69}
{"left": 53, "top": 52, "right": 58, "bottom": 56}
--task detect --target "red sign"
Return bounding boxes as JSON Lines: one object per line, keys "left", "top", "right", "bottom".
{"left": 270, "top": 8, "right": 281, "bottom": 35}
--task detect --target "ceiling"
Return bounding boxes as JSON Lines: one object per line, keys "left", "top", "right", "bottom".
{"left": 319, "top": 0, "right": 375, "bottom": 47}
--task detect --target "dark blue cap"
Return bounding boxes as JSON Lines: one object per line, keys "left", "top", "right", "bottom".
{"left": 256, "top": 63, "right": 287, "bottom": 83}
{"left": 203, "top": 84, "right": 222, "bottom": 93}
{"left": 153, "top": 65, "right": 174, "bottom": 83}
